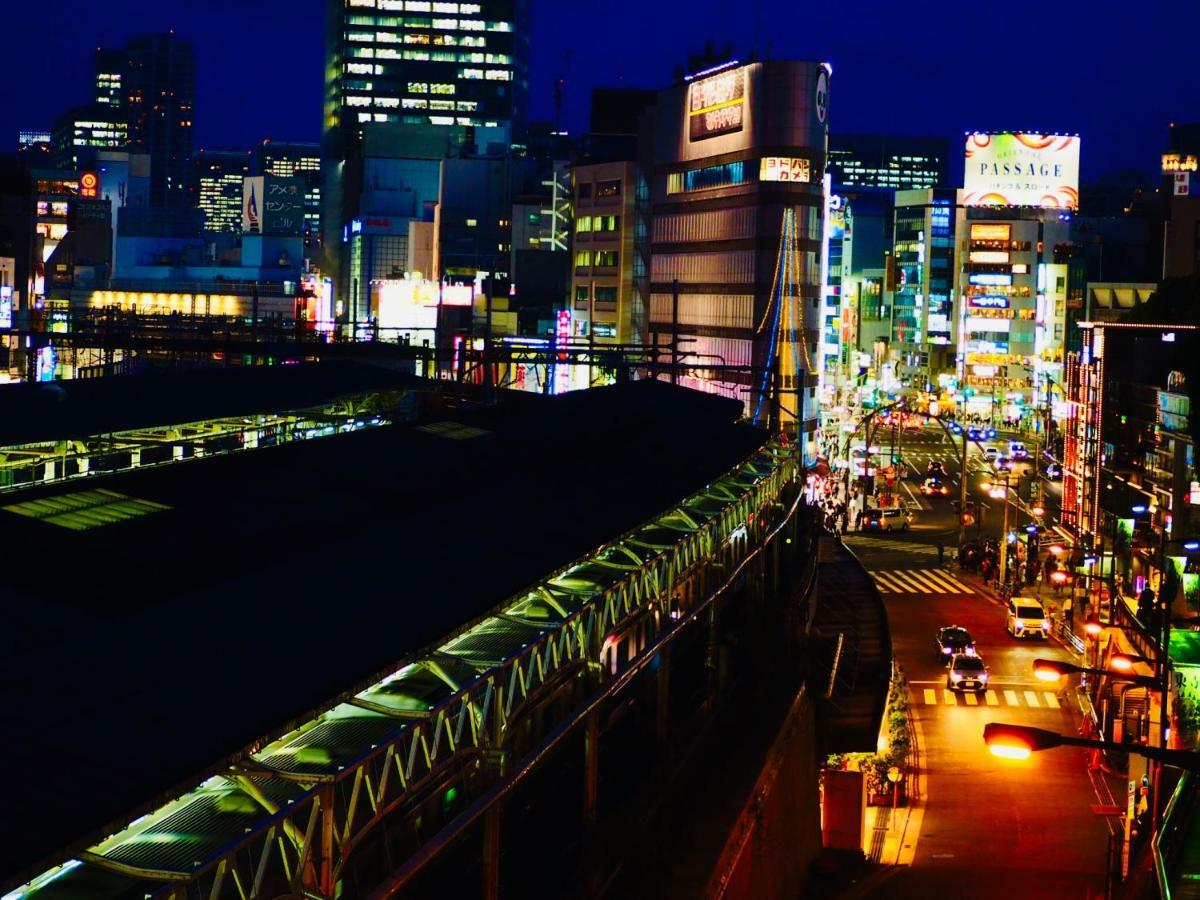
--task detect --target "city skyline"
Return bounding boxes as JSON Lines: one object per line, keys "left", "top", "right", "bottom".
{"left": 2, "top": 0, "right": 1186, "bottom": 180}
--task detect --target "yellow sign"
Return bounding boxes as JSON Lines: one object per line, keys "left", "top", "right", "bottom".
{"left": 1163, "top": 154, "right": 1198, "bottom": 173}
{"left": 759, "top": 156, "right": 811, "bottom": 183}
{"left": 970, "top": 223, "right": 1011, "bottom": 241}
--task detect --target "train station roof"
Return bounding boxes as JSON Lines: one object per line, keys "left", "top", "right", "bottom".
{"left": 0, "top": 368, "right": 766, "bottom": 888}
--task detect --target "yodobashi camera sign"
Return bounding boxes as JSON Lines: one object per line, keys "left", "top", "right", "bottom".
{"left": 688, "top": 66, "right": 744, "bottom": 141}
{"left": 963, "top": 133, "right": 1080, "bottom": 210}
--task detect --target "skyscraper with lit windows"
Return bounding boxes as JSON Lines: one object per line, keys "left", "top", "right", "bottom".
{"left": 322, "top": 0, "right": 530, "bottom": 296}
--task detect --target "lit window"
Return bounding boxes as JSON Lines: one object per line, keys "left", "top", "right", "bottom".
{"left": 461, "top": 68, "right": 484, "bottom": 79}
{"left": 466, "top": 218, "right": 477, "bottom": 227}
{"left": 431, "top": 83, "right": 456, "bottom": 94}
{"left": 407, "top": 82, "right": 429, "bottom": 93}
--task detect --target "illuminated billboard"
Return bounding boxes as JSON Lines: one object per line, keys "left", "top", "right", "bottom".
{"left": 963, "top": 133, "right": 1080, "bottom": 210}
{"left": 760, "top": 157, "right": 811, "bottom": 183}
{"left": 688, "top": 67, "right": 744, "bottom": 142}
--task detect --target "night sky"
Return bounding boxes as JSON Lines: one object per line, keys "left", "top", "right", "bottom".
{"left": 3, "top": 0, "right": 1186, "bottom": 182}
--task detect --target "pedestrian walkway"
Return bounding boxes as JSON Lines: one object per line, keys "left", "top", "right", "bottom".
{"left": 871, "top": 568, "right": 973, "bottom": 594}
{"left": 913, "top": 685, "right": 1064, "bottom": 709}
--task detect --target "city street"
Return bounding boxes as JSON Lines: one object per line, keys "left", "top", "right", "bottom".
{"left": 845, "top": 426, "right": 1121, "bottom": 899}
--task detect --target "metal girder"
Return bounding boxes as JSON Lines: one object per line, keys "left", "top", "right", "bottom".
{"left": 15, "top": 438, "right": 799, "bottom": 900}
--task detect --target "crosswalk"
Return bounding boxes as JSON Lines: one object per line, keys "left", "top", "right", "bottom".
{"left": 915, "top": 685, "right": 1064, "bottom": 709}
{"left": 871, "top": 568, "right": 973, "bottom": 594}
{"left": 845, "top": 536, "right": 938, "bottom": 555}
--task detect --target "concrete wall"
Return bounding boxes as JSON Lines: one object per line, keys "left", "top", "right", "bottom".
{"left": 705, "top": 687, "right": 824, "bottom": 900}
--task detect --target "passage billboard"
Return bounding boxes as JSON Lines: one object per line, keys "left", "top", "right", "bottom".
{"left": 688, "top": 67, "right": 744, "bottom": 142}
{"left": 963, "top": 133, "right": 1080, "bottom": 210}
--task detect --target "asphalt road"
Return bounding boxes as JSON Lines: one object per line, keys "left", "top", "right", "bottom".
{"left": 844, "top": 428, "right": 1121, "bottom": 900}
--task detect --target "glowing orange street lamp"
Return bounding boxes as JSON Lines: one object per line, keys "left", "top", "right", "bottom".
{"left": 984, "top": 722, "right": 1200, "bottom": 770}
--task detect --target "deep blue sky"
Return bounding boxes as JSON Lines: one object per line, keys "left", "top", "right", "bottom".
{"left": 3, "top": 0, "right": 1185, "bottom": 182}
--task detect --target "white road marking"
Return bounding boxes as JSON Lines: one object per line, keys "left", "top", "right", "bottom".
{"left": 1042, "top": 692, "right": 1061, "bottom": 709}
{"left": 942, "top": 690, "right": 958, "bottom": 705}
{"left": 985, "top": 690, "right": 999, "bottom": 705}
{"left": 1004, "top": 690, "right": 1020, "bottom": 705}
{"left": 1023, "top": 690, "right": 1041, "bottom": 707}
{"left": 923, "top": 689, "right": 937, "bottom": 705}
{"left": 964, "top": 692, "right": 979, "bottom": 705}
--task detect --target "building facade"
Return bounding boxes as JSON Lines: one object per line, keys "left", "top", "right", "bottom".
{"left": 321, "top": 0, "right": 531, "bottom": 299}
{"left": 257, "top": 140, "right": 322, "bottom": 242}
{"left": 827, "top": 134, "right": 949, "bottom": 192}
{"left": 885, "top": 188, "right": 957, "bottom": 387}
{"left": 1063, "top": 323, "right": 1200, "bottom": 613}
{"left": 570, "top": 159, "right": 645, "bottom": 346}
{"left": 953, "top": 206, "right": 1071, "bottom": 418}
{"left": 195, "top": 150, "right": 251, "bottom": 234}
{"left": 648, "top": 60, "right": 830, "bottom": 451}
{"left": 94, "top": 34, "right": 197, "bottom": 208}
{"left": 51, "top": 105, "right": 129, "bottom": 170}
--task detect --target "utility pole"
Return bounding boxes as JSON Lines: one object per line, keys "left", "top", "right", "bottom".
{"left": 999, "top": 470, "right": 1012, "bottom": 587}
{"left": 958, "top": 430, "right": 970, "bottom": 550}
{"left": 670, "top": 278, "right": 680, "bottom": 386}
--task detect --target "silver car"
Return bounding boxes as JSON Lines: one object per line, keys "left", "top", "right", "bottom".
{"left": 946, "top": 653, "right": 989, "bottom": 692}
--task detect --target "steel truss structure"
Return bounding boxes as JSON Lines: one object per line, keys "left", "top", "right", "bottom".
{"left": 0, "top": 390, "right": 408, "bottom": 494}
{"left": 12, "top": 439, "right": 804, "bottom": 900}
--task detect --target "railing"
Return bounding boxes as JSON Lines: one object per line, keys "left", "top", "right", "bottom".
{"left": 13, "top": 439, "right": 806, "bottom": 900}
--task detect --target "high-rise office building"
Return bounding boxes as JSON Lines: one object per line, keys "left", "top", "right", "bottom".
{"left": 51, "top": 105, "right": 130, "bottom": 170}
{"left": 827, "top": 134, "right": 949, "bottom": 192}
{"left": 256, "top": 140, "right": 322, "bottom": 240}
{"left": 885, "top": 189, "right": 957, "bottom": 385}
{"left": 94, "top": 34, "right": 197, "bottom": 208}
{"left": 195, "top": 149, "right": 252, "bottom": 233}
{"left": 648, "top": 60, "right": 830, "bottom": 453}
{"left": 322, "top": 0, "right": 531, "bottom": 303}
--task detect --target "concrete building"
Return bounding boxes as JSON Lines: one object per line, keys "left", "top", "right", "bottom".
{"left": 1063, "top": 322, "right": 1200, "bottom": 615}
{"left": 648, "top": 59, "right": 830, "bottom": 451}
{"left": 571, "top": 160, "right": 644, "bottom": 346}
{"left": 953, "top": 206, "right": 1071, "bottom": 420}
{"left": 884, "top": 189, "right": 957, "bottom": 387}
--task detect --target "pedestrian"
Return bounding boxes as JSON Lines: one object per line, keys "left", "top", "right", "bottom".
{"left": 936, "top": 538, "right": 945, "bottom": 567}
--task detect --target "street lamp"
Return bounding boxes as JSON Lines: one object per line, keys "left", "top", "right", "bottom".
{"left": 983, "top": 723, "right": 1200, "bottom": 772}
{"left": 1031, "top": 657, "right": 1158, "bottom": 689}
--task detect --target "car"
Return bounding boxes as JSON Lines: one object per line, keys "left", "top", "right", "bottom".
{"left": 983, "top": 447, "right": 999, "bottom": 462}
{"left": 946, "top": 653, "right": 989, "bottom": 692}
{"left": 951, "top": 423, "right": 964, "bottom": 436}
{"left": 1006, "top": 596, "right": 1050, "bottom": 639}
{"left": 863, "top": 507, "right": 911, "bottom": 532}
{"left": 936, "top": 625, "right": 976, "bottom": 662}
{"left": 1044, "top": 461, "right": 1063, "bottom": 479}
{"left": 921, "top": 477, "right": 949, "bottom": 496}
{"left": 995, "top": 456, "right": 1012, "bottom": 472}
{"left": 967, "top": 427, "right": 983, "bottom": 442}
{"left": 926, "top": 460, "right": 945, "bottom": 477}
{"left": 1008, "top": 440, "right": 1029, "bottom": 460}
{"left": 985, "top": 427, "right": 998, "bottom": 439}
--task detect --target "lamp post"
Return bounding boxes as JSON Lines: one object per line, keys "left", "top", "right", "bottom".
{"left": 983, "top": 722, "right": 1200, "bottom": 771}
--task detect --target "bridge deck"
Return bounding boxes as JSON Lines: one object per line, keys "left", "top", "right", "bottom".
{"left": 0, "top": 374, "right": 765, "bottom": 890}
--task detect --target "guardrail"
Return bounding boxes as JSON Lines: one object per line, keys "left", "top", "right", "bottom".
{"left": 13, "top": 438, "right": 806, "bottom": 900}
